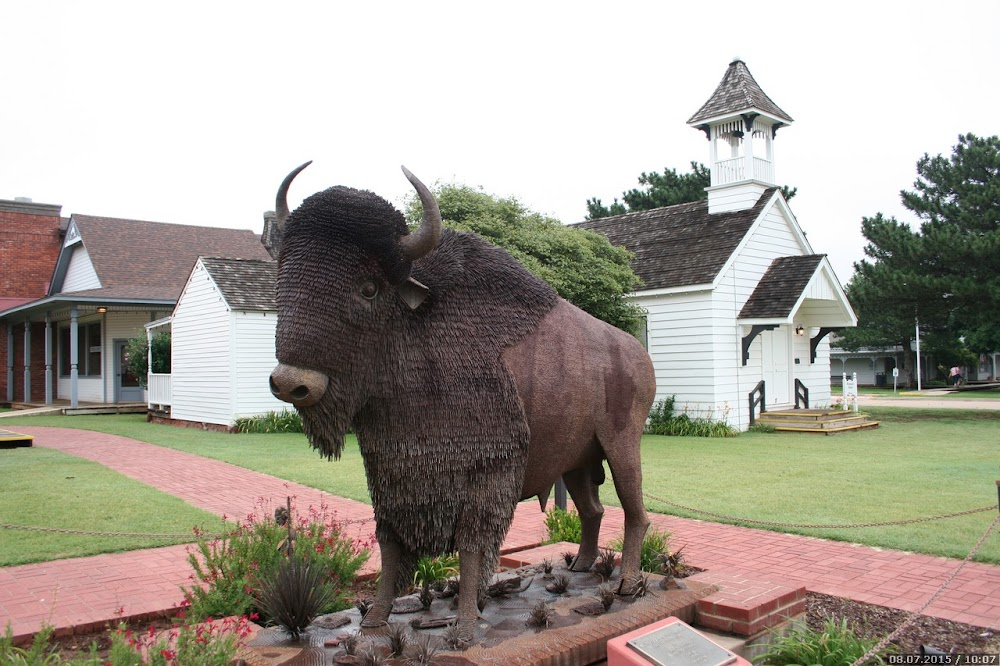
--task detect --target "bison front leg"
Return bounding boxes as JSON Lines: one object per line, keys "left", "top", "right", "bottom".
{"left": 455, "top": 549, "right": 482, "bottom": 641}
{"left": 361, "top": 538, "right": 403, "bottom": 628}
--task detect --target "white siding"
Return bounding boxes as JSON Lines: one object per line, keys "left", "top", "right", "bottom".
{"left": 56, "top": 377, "right": 103, "bottom": 402}
{"left": 706, "top": 181, "right": 769, "bottom": 214}
{"left": 62, "top": 245, "right": 102, "bottom": 292}
{"left": 171, "top": 261, "right": 233, "bottom": 426}
{"left": 232, "top": 311, "right": 287, "bottom": 418}
{"left": 637, "top": 290, "right": 725, "bottom": 418}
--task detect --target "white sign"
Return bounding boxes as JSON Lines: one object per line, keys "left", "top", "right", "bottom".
{"left": 892, "top": 368, "right": 899, "bottom": 378}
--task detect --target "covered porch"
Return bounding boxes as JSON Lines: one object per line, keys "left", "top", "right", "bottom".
{"left": 1, "top": 297, "right": 172, "bottom": 408}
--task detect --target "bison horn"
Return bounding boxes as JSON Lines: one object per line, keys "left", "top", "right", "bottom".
{"left": 399, "top": 166, "right": 442, "bottom": 262}
{"left": 275, "top": 161, "right": 313, "bottom": 228}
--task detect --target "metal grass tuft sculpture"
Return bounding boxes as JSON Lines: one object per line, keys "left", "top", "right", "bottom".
{"left": 269, "top": 163, "right": 655, "bottom": 639}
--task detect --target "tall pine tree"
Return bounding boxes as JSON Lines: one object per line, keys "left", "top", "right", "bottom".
{"left": 840, "top": 133, "right": 1000, "bottom": 379}
{"left": 586, "top": 161, "right": 796, "bottom": 219}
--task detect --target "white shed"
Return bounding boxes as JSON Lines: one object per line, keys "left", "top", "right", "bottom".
{"left": 577, "top": 59, "right": 857, "bottom": 430}
{"left": 168, "top": 257, "right": 285, "bottom": 428}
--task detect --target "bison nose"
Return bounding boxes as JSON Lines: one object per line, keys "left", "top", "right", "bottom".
{"left": 269, "top": 364, "right": 329, "bottom": 408}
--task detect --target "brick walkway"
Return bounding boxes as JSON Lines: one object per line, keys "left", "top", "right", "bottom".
{"left": 2, "top": 426, "right": 998, "bottom": 643}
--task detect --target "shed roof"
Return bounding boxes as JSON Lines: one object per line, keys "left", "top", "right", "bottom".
{"left": 200, "top": 258, "right": 276, "bottom": 311}
{"left": 687, "top": 59, "right": 793, "bottom": 125}
{"left": 64, "top": 215, "right": 272, "bottom": 301}
{"left": 738, "top": 255, "right": 825, "bottom": 319}
{"left": 573, "top": 188, "right": 777, "bottom": 290}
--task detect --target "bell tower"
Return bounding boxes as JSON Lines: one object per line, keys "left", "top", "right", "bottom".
{"left": 688, "top": 58, "right": 793, "bottom": 214}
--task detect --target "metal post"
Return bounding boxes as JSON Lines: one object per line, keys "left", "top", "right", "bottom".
{"left": 23, "top": 321, "right": 31, "bottom": 402}
{"left": 70, "top": 307, "right": 79, "bottom": 408}
{"left": 555, "top": 478, "right": 567, "bottom": 511}
{"left": 915, "top": 319, "right": 922, "bottom": 392}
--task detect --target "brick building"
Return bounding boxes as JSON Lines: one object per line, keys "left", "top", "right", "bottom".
{"left": 1, "top": 198, "right": 64, "bottom": 403}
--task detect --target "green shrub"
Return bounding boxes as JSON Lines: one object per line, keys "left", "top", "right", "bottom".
{"left": 125, "top": 331, "right": 171, "bottom": 387}
{"left": 747, "top": 422, "right": 777, "bottom": 434}
{"left": 413, "top": 553, "right": 459, "bottom": 589}
{"left": 609, "top": 526, "right": 671, "bottom": 573}
{"left": 234, "top": 410, "right": 304, "bottom": 433}
{"left": 645, "top": 397, "right": 739, "bottom": 437}
{"left": 182, "top": 500, "right": 370, "bottom": 622}
{"left": 754, "top": 617, "right": 893, "bottom": 665}
{"left": 544, "top": 507, "right": 582, "bottom": 544}
{"left": 107, "top": 617, "right": 251, "bottom": 665}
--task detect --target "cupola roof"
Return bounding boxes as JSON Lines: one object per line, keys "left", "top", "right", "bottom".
{"left": 687, "top": 58, "right": 793, "bottom": 126}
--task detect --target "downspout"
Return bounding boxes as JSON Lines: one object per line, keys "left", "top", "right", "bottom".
{"left": 6, "top": 324, "right": 13, "bottom": 402}
{"left": 44, "top": 314, "right": 53, "bottom": 405}
{"left": 23, "top": 321, "right": 31, "bottom": 401}
{"left": 70, "top": 307, "right": 79, "bottom": 408}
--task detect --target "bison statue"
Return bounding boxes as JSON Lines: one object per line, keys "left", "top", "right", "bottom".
{"left": 268, "top": 163, "right": 655, "bottom": 638}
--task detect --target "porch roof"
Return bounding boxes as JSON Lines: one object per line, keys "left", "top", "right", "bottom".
{"left": 737, "top": 255, "right": 857, "bottom": 326}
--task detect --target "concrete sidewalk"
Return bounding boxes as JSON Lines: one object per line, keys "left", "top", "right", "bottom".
{"left": 3, "top": 426, "right": 998, "bottom": 642}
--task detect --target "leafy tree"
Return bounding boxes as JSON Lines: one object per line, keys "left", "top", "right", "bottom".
{"left": 586, "top": 161, "right": 796, "bottom": 220}
{"left": 839, "top": 133, "right": 1000, "bottom": 380}
{"left": 125, "top": 331, "right": 171, "bottom": 386}
{"left": 406, "top": 184, "right": 644, "bottom": 333}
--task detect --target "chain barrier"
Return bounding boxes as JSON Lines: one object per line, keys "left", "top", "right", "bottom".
{"left": 849, "top": 512, "right": 1000, "bottom": 666}
{"left": 642, "top": 492, "right": 995, "bottom": 529}
{"left": 1, "top": 515, "right": 374, "bottom": 540}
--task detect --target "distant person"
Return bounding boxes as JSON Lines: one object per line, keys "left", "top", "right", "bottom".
{"left": 949, "top": 366, "right": 962, "bottom": 387}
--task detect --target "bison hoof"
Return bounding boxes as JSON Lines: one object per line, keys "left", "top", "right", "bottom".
{"left": 360, "top": 603, "right": 391, "bottom": 629}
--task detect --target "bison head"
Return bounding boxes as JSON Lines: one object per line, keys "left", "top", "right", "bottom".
{"left": 268, "top": 163, "right": 441, "bottom": 458}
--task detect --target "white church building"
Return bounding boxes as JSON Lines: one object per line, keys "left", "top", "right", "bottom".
{"left": 577, "top": 59, "right": 857, "bottom": 430}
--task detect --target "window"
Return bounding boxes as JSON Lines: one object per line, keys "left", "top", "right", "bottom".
{"left": 632, "top": 316, "right": 649, "bottom": 352}
{"left": 59, "top": 322, "right": 102, "bottom": 377}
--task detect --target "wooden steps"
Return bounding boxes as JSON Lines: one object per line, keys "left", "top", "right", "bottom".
{"left": 756, "top": 408, "right": 879, "bottom": 434}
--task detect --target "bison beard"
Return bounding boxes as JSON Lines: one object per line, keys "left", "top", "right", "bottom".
{"left": 279, "top": 188, "right": 559, "bottom": 596}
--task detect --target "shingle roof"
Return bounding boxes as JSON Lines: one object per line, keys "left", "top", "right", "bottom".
{"left": 573, "top": 189, "right": 777, "bottom": 290}
{"left": 688, "top": 59, "right": 793, "bottom": 125}
{"left": 200, "top": 258, "right": 276, "bottom": 311}
{"left": 67, "top": 215, "right": 272, "bottom": 301}
{"left": 738, "top": 255, "right": 825, "bottom": 319}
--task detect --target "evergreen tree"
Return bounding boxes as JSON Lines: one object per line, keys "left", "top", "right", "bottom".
{"left": 586, "top": 162, "right": 796, "bottom": 219}
{"left": 840, "top": 133, "right": 1000, "bottom": 380}
{"left": 406, "top": 183, "right": 645, "bottom": 333}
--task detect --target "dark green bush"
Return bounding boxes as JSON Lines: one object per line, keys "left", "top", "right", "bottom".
{"left": 645, "top": 397, "right": 739, "bottom": 437}
{"left": 754, "top": 617, "right": 893, "bottom": 665}
{"left": 255, "top": 558, "right": 333, "bottom": 639}
{"left": 609, "top": 526, "right": 672, "bottom": 573}
{"left": 234, "top": 409, "right": 304, "bottom": 433}
{"left": 543, "top": 507, "right": 582, "bottom": 544}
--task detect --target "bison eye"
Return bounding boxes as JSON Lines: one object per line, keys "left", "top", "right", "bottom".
{"left": 360, "top": 281, "right": 379, "bottom": 299}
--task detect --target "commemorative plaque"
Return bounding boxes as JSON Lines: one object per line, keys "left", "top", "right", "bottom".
{"left": 627, "top": 621, "right": 738, "bottom": 666}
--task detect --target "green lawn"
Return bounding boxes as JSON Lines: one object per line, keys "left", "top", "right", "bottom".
{"left": 944, "top": 388, "right": 1000, "bottom": 398}
{"left": 0, "top": 446, "right": 226, "bottom": 566}
{"left": 3, "top": 409, "right": 998, "bottom": 564}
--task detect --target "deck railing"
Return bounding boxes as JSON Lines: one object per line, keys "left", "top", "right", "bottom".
{"left": 148, "top": 373, "right": 171, "bottom": 407}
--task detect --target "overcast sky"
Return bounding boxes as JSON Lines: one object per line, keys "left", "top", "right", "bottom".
{"left": 3, "top": 1, "right": 997, "bottom": 284}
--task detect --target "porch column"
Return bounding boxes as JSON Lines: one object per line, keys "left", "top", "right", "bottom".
{"left": 146, "top": 326, "right": 153, "bottom": 379}
{"left": 23, "top": 321, "right": 31, "bottom": 401}
{"left": 44, "top": 315, "right": 53, "bottom": 404}
{"left": 70, "top": 307, "right": 79, "bottom": 408}
{"left": 5, "top": 325, "right": 13, "bottom": 402}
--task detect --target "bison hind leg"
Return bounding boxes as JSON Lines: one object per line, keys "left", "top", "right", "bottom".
{"left": 562, "top": 465, "right": 604, "bottom": 571}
